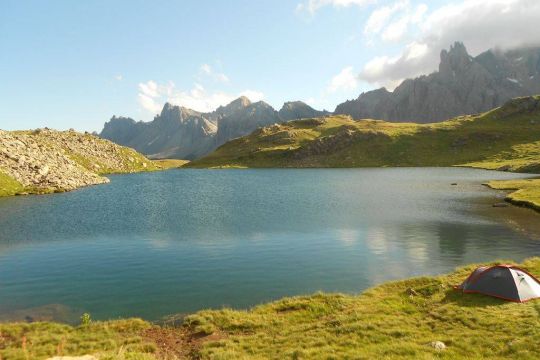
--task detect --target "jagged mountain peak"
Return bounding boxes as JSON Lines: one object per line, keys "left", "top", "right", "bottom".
{"left": 278, "top": 100, "right": 330, "bottom": 121}
{"left": 336, "top": 42, "right": 540, "bottom": 123}
{"left": 236, "top": 95, "right": 252, "bottom": 105}
{"left": 279, "top": 101, "right": 316, "bottom": 113}
{"left": 439, "top": 41, "right": 473, "bottom": 77}
{"left": 281, "top": 100, "right": 308, "bottom": 108}
{"left": 226, "top": 96, "right": 252, "bottom": 109}
{"left": 160, "top": 102, "right": 201, "bottom": 118}
{"left": 215, "top": 96, "right": 252, "bottom": 117}
{"left": 251, "top": 100, "right": 274, "bottom": 108}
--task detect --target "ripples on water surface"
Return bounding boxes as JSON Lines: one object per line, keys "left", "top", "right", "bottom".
{"left": 0, "top": 168, "right": 539, "bottom": 322}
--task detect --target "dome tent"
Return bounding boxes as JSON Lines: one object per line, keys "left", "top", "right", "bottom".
{"left": 455, "top": 265, "right": 540, "bottom": 302}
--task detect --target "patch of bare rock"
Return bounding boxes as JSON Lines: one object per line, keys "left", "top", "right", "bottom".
{"left": 0, "top": 128, "right": 153, "bottom": 195}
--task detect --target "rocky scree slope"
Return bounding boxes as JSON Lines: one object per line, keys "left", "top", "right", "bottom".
{"left": 335, "top": 42, "right": 540, "bottom": 123}
{"left": 0, "top": 128, "right": 156, "bottom": 196}
{"left": 100, "top": 97, "right": 328, "bottom": 160}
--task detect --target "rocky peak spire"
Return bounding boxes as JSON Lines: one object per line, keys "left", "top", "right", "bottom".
{"left": 439, "top": 41, "right": 472, "bottom": 78}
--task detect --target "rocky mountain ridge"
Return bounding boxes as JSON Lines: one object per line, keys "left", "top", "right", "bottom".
{"left": 100, "top": 98, "right": 328, "bottom": 160}
{"left": 0, "top": 129, "right": 158, "bottom": 196}
{"left": 100, "top": 42, "right": 540, "bottom": 160}
{"left": 335, "top": 42, "right": 540, "bottom": 122}
{"left": 187, "top": 95, "right": 540, "bottom": 172}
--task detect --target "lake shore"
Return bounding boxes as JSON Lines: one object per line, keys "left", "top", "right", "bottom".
{"left": 2, "top": 257, "right": 540, "bottom": 359}
{"left": 485, "top": 178, "right": 540, "bottom": 212}
{"left": 0, "top": 128, "right": 187, "bottom": 197}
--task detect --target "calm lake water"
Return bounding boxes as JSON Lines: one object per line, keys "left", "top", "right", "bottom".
{"left": 1, "top": 168, "right": 539, "bottom": 323}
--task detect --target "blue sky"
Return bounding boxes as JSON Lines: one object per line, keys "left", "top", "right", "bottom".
{"left": 1, "top": 0, "right": 536, "bottom": 131}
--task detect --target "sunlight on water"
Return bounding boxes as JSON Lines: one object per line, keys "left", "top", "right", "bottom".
{"left": 0, "top": 168, "right": 539, "bottom": 322}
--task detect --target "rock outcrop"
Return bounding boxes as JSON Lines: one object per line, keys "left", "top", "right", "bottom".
{"left": 0, "top": 129, "right": 155, "bottom": 195}
{"left": 100, "top": 99, "right": 328, "bottom": 160}
{"left": 100, "top": 105, "right": 218, "bottom": 160}
{"left": 278, "top": 101, "right": 330, "bottom": 121}
{"left": 216, "top": 100, "right": 281, "bottom": 146}
{"left": 335, "top": 42, "right": 540, "bottom": 123}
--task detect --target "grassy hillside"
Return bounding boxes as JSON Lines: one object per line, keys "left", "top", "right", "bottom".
{"left": 187, "top": 96, "right": 540, "bottom": 172}
{"left": 2, "top": 257, "right": 540, "bottom": 359}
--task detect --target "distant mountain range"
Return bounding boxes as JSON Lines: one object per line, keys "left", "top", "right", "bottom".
{"left": 100, "top": 42, "right": 540, "bottom": 159}
{"left": 100, "top": 97, "right": 328, "bottom": 160}
{"left": 335, "top": 42, "right": 540, "bottom": 122}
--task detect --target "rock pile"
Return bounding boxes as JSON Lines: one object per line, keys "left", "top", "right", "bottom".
{"left": 0, "top": 129, "right": 154, "bottom": 195}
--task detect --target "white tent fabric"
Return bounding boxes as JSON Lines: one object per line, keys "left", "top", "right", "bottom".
{"left": 510, "top": 268, "right": 540, "bottom": 302}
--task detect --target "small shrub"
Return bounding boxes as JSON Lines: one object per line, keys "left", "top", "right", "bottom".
{"left": 80, "top": 313, "right": 92, "bottom": 326}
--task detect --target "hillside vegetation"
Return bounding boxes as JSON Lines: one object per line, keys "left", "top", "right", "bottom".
{"left": 487, "top": 179, "right": 540, "bottom": 211}
{"left": 2, "top": 257, "right": 540, "bottom": 359}
{"left": 0, "top": 129, "right": 182, "bottom": 196}
{"left": 187, "top": 96, "right": 540, "bottom": 172}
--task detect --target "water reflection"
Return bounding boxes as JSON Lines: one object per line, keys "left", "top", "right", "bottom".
{"left": 0, "top": 168, "right": 538, "bottom": 321}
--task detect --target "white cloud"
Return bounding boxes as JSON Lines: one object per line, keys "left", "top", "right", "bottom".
{"left": 215, "top": 73, "right": 230, "bottom": 83}
{"left": 296, "top": 0, "right": 374, "bottom": 14}
{"left": 364, "top": 0, "right": 409, "bottom": 35}
{"left": 360, "top": 0, "right": 540, "bottom": 88}
{"left": 114, "top": 74, "right": 123, "bottom": 81}
{"left": 138, "top": 93, "right": 162, "bottom": 114}
{"left": 239, "top": 90, "right": 265, "bottom": 102}
{"left": 327, "top": 66, "right": 358, "bottom": 93}
{"left": 200, "top": 64, "right": 212, "bottom": 75}
{"left": 138, "top": 80, "right": 160, "bottom": 98}
{"left": 199, "top": 63, "right": 229, "bottom": 83}
{"left": 410, "top": 3, "right": 427, "bottom": 23}
{"left": 364, "top": 0, "right": 427, "bottom": 43}
{"left": 137, "top": 80, "right": 264, "bottom": 114}
{"left": 381, "top": 14, "right": 409, "bottom": 42}
{"left": 305, "top": 97, "right": 316, "bottom": 106}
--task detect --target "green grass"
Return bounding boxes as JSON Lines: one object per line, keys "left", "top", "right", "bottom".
{"left": 462, "top": 140, "right": 540, "bottom": 173}
{"left": 186, "top": 257, "right": 540, "bottom": 359}
{"left": 487, "top": 179, "right": 540, "bottom": 211}
{"left": 153, "top": 159, "right": 190, "bottom": 170}
{"left": 3, "top": 258, "right": 540, "bottom": 359}
{"left": 187, "top": 96, "right": 540, "bottom": 171}
{"left": 0, "top": 171, "right": 24, "bottom": 196}
{"left": 0, "top": 319, "right": 156, "bottom": 360}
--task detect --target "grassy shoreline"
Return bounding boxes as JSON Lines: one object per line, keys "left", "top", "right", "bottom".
{"left": 486, "top": 178, "right": 540, "bottom": 212}
{"left": 2, "top": 257, "right": 540, "bottom": 359}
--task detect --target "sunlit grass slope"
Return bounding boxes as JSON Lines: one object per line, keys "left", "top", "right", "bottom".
{"left": 2, "top": 258, "right": 540, "bottom": 359}
{"left": 0, "top": 170, "right": 25, "bottom": 197}
{"left": 487, "top": 179, "right": 540, "bottom": 211}
{"left": 0, "top": 319, "right": 156, "bottom": 360}
{"left": 187, "top": 96, "right": 540, "bottom": 172}
{"left": 185, "top": 257, "right": 540, "bottom": 359}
